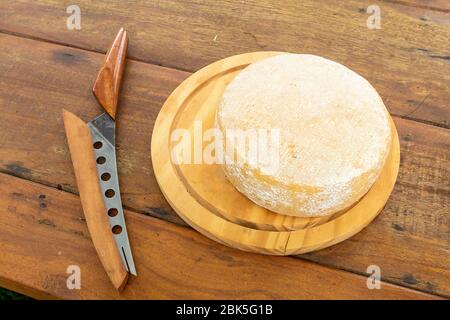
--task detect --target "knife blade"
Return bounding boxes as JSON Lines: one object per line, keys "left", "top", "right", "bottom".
{"left": 88, "top": 113, "right": 137, "bottom": 276}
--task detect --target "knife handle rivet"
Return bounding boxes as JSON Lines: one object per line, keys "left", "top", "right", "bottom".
{"left": 112, "top": 225, "right": 123, "bottom": 235}
{"left": 101, "top": 172, "right": 111, "bottom": 181}
{"left": 93, "top": 141, "right": 103, "bottom": 149}
{"left": 108, "top": 208, "right": 119, "bottom": 217}
{"left": 97, "top": 156, "right": 106, "bottom": 164}
{"left": 105, "top": 189, "right": 115, "bottom": 198}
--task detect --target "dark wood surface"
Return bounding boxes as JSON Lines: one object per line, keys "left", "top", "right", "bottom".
{"left": 0, "top": 0, "right": 449, "bottom": 127}
{"left": 0, "top": 173, "right": 440, "bottom": 299}
{"left": 0, "top": 0, "right": 448, "bottom": 299}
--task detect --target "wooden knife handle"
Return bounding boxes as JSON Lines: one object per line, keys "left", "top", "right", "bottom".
{"left": 63, "top": 110, "right": 128, "bottom": 291}
{"left": 92, "top": 28, "right": 128, "bottom": 120}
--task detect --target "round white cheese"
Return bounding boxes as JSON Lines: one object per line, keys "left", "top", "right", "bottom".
{"left": 216, "top": 53, "right": 392, "bottom": 217}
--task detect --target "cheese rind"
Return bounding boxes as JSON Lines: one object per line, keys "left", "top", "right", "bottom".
{"left": 216, "top": 54, "right": 392, "bottom": 217}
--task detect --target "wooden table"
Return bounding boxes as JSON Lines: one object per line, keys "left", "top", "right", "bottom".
{"left": 0, "top": 0, "right": 448, "bottom": 300}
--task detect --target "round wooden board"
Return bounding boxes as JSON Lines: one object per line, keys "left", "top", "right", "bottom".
{"left": 151, "top": 52, "right": 400, "bottom": 255}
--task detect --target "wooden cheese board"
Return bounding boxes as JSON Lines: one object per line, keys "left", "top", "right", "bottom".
{"left": 151, "top": 52, "right": 400, "bottom": 255}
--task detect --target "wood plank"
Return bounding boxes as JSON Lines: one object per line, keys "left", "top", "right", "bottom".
{"left": 383, "top": 1, "right": 450, "bottom": 26}
{"left": 383, "top": 0, "right": 450, "bottom": 11}
{"left": 0, "top": 34, "right": 448, "bottom": 296}
{"left": 382, "top": 0, "right": 450, "bottom": 26}
{"left": 0, "top": 173, "right": 440, "bottom": 299}
{"left": 0, "top": 1, "right": 449, "bottom": 127}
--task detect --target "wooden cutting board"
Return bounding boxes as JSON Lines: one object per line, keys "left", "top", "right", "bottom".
{"left": 151, "top": 52, "right": 400, "bottom": 255}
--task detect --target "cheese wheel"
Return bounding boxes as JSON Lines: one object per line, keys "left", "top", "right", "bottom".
{"left": 216, "top": 54, "right": 392, "bottom": 217}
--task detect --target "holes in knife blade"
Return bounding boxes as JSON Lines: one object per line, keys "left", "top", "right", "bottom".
{"left": 108, "top": 208, "right": 118, "bottom": 217}
{"left": 96, "top": 156, "right": 106, "bottom": 164}
{"left": 105, "top": 189, "right": 115, "bottom": 198}
{"left": 101, "top": 172, "right": 111, "bottom": 181}
{"left": 112, "top": 225, "right": 122, "bottom": 235}
{"left": 93, "top": 141, "right": 103, "bottom": 149}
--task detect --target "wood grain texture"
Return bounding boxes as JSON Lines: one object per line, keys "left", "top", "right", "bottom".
{"left": 383, "top": 0, "right": 450, "bottom": 11}
{"left": 0, "top": 0, "right": 448, "bottom": 127}
{"left": 0, "top": 173, "right": 440, "bottom": 300}
{"left": 63, "top": 110, "right": 128, "bottom": 291}
{"left": 383, "top": 1, "right": 450, "bottom": 26}
{"left": 92, "top": 28, "right": 128, "bottom": 119}
{"left": 0, "top": 33, "right": 448, "bottom": 296}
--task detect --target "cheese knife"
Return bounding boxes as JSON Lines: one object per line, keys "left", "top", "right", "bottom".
{"left": 63, "top": 28, "right": 136, "bottom": 291}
